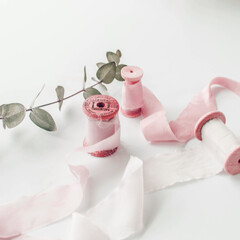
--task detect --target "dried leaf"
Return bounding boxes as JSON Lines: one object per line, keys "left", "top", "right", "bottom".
{"left": 83, "top": 87, "right": 101, "bottom": 99}
{"left": 116, "top": 49, "right": 122, "bottom": 58}
{"left": 106, "top": 52, "right": 120, "bottom": 65}
{"left": 83, "top": 65, "right": 87, "bottom": 90}
{"left": 30, "top": 108, "right": 57, "bottom": 131}
{"left": 96, "top": 62, "right": 105, "bottom": 68}
{"left": 55, "top": 86, "right": 65, "bottom": 111}
{"left": 2, "top": 103, "right": 26, "bottom": 129}
{"left": 96, "top": 84, "right": 108, "bottom": 96}
{"left": 96, "top": 62, "right": 116, "bottom": 84}
{"left": 91, "top": 77, "right": 99, "bottom": 83}
{"left": 115, "top": 64, "right": 127, "bottom": 81}
{"left": 99, "top": 83, "right": 108, "bottom": 91}
{"left": 30, "top": 84, "right": 45, "bottom": 108}
{"left": 0, "top": 105, "right": 3, "bottom": 116}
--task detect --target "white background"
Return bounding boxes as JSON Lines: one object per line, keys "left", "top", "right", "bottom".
{"left": 1, "top": 0, "right": 240, "bottom": 239}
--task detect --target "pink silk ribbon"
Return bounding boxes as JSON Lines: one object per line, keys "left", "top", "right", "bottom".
{"left": 0, "top": 164, "right": 89, "bottom": 240}
{"left": 1, "top": 77, "right": 240, "bottom": 239}
{"left": 122, "top": 77, "right": 240, "bottom": 142}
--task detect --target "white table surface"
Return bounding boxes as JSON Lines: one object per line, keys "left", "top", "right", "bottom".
{"left": 1, "top": 0, "right": 240, "bottom": 239}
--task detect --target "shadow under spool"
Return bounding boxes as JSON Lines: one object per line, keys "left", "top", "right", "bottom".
{"left": 82, "top": 95, "right": 119, "bottom": 157}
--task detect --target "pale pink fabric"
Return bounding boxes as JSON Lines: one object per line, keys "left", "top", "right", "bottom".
{"left": 1, "top": 77, "right": 240, "bottom": 240}
{"left": 122, "top": 81, "right": 144, "bottom": 111}
{"left": 70, "top": 157, "right": 144, "bottom": 240}
{"left": 0, "top": 165, "right": 89, "bottom": 240}
{"left": 122, "top": 77, "right": 240, "bottom": 142}
{"left": 84, "top": 116, "right": 120, "bottom": 153}
{"left": 0, "top": 118, "right": 120, "bottom": 240}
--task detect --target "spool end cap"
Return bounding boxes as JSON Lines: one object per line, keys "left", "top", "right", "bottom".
{"left": 194, "top": 111, "right": 226, "bottom": 141}
{"left": 83, "top": 138, "right": 118, "bottom": 157}
{"left": 121, "top": 66, "right": 143, "bottom": 83}
{"left": 225, "top": 146, "right": 240, "bottom": 175}
{"left": 121, "top": 107, "right": 141, "bottom": 118}
{"left": 83, "top": 95, "right": 119, "bottom": 120}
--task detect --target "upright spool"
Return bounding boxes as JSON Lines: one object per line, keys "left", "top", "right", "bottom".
{"left": 83, "top": 95, "right": 119, "bottom": 157}
{"left": 121, "top": 66, "right": 144, "bottom": 118}
{"left": 195, "top": 111, "right": 240, "bottom": 175}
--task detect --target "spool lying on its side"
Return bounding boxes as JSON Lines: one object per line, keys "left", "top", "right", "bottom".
{"left": 195, "top": 111, "right": 240, "bottom": 175}
{"left": 121, "top": 66, "right": 144, "bottom": 118}
{"left": 83, "top": 95, "right": 120, "bottom": 157}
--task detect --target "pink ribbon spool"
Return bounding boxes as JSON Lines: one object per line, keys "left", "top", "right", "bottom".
{"left": 195, "top": 111, "right": 240, "bottom": 175}
{"left": 83, "top": 95, "right": 120, "bottom": 157}
{"left": 121, "top": 66, "right": 144, "bottom": 118}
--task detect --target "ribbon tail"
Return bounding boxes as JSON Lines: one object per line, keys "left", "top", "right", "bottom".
{"left": 0, "top": 167, "right": 89, "bottom": 240}
{"left": 69, "top": 156, "right": 144, "bottom": 240}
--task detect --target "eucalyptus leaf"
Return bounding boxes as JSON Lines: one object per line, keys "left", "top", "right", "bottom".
{"left": 0, "top": 104, "right": 3, "bottom": 116}
{"left": 55, "top": 86, "right": 65, "bottom": 111}
{"left": 83, "top": 65, "right": 87, "bottom": 90}
{"left": 115, "top": 64, "right": 127, "bottom": 81}
{"left": 96, "top": 62, "right": 105, "bottom": 68}
{"left": 116, "top": 49, "right": 122, "bottom": 58}
{"left": 83, "top": 87, "right": 101, "bottom": 99}
{"left": 99, "top": 83, "right": 108, "bottom": 91}
{"left": 96, "top": 62, "right": 116, "bottom": 84}
{"left": 2, "top": 103, "right": 26, "bottom": 129}
{"left": 96, "top": 84, "right": 108, "bottom": 96}
{"left": 106, "top": 52, "right": 120, "bottom": 65}
{"left": 91, "top": 77, "right": 99, "bottom": 82}
{"left": 1, "top": 104, "right": 5, "bottom": 129}
{"left": 30, "top": 84, "right": 45, "bottom": 108}
{"left": 84, "top": 65, "right": 87, "bottom": 82}
{"left": 30, "top": 108, "right": 57, "bottom": 131}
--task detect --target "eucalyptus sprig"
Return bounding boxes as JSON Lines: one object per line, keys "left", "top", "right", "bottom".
{"left": 0, "top": 50, "right": 127, "bottom": 131}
